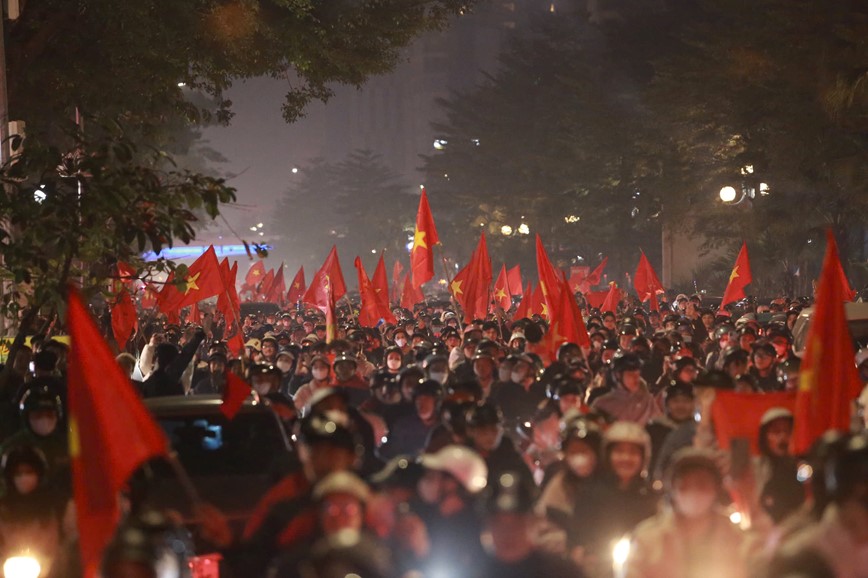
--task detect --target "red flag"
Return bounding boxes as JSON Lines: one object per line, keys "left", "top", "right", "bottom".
{"left": 535, "top": 235, "right": 562, "bottom": 317}
{"left": 67, "top": 288, "right": 169, "bottom": 578}
{"left": 712, "top": 390, "right": 797, "bottom": 455}
{"left": 585, "top": 289, "right": 610, "bottom": 310}
{"left": 507, "top": 265, "right": 523, "bottom": 296}
{"left": 140, "top": 282, "right": 159, "bottom": 310}
{"left": 721, "top": 242, "right": 753, "bottom": 308}
{"left": 355, "top": 257, "right": 396, "bottom": 326}
{"left": 400, "top": 272, "right": 425, "bottom": 310}
{"left": 600, "top": 282, "right": 620, "bottom": 314}
{"left": 586, "top": 257, "right": 608, "bottom": 287}
{"left": 410, "top": 187, "right": 440, "bottom": 288}
{"left": 217, "top": 258, "right": 240, "bottom": 323}
{"left": 227, "top": 332, "right": 245, "bottom": 358}
{"left": 555, "top": 275, "right": 591, "bottom": 347}
{"left": 835, "top": 255, "right": 857, "bottom": 302}
{"left": 303, "top": 246, "right": 347, "bottom": 342}
{"left": 114, "top": 261, "right": 138, "bottom": 294}
{"left": 257, "top": 268, "right": 274, "bottom": 302}
{"left": 793, "top": 230, "right": 863, "bottom": 453}
{"left": 265, "top": 263, "right": 286, "bottom": 304}
{"left": 451, "top": 233, "right": 492, "bottom": 322}
{"left": 158, "top": 246, "right": 225, "bottom": 314}
{"left": 243, "top": 261, "right": 266, "bottom": 291}
{"left": 372, "top": 254, "right": 390, "bottom": 308}
{"left": 531, "top": 283, "right": 548, "bottom": 319}
{"left": 634, "top": 250, "right": 663, "bottom": 312}
{"left": 287, "top": 266, "right": 306, "bottom": 303}
{"left": 391, "top": 260, "right": 404, "bottom": 304}
{"left": 568, "top": 266, "right": 589, "bottom": 294}
{"left": 221, "top": 371, "right": 253, "bottom": 421}
{"left": 110, "top": 288, "right": 138, "bottom": 348}
{"left": 491, "top": 264, "right": 512, "bottom": 312}
{"left": 514, "top": 283, "right": 532, "bottom": 319}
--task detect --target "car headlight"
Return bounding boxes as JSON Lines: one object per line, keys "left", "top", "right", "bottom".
{"left": 3, "top": 556, "right": 41, "bottom": 578}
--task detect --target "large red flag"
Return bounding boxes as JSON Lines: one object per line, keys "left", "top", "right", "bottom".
{"left": 634, "top": 250, "right": 663, "bottom": 312}
{"left": 157, "top": 246, "right": 225, "bottom": 314}
{"left": 491, "top": 264, "right": 512, "bottom": 312}
{"left": 535, "top": 235, "right": 562, "bottom": 316}
{"left": 712, "top": 391, "right": 797, "bottom": 455}
{"left": 287, "top": 266, "right": 306, "bottom": 303}
{"left": 110, "top": 288, "right": 138, "bottom": 348}
{"left": 242, "top": 261, "right": 266, "bottom": 291}
{"left": 400, "top": 272, "right": 425, "bottom": 310}
{"left": 451, "top": 233, "right": 492, "bottom": 322}
{"left": 514, "top": 283, "right": 532, "bottom": 319}
{"left": 303, "top": 246, "right": 347, "bottom": 342}
{"left": 221, "top": 371, "right": 253, "bottom": 421}
{"left": 355, "top": 257, "right": 396, "bottom": 326}
{"left": 67, "top": 288, "right": 169, "bottom": 578}
{"left": 265, "top": 263, "right": 286, "bottom": 304}
{"left": 835, "top": 255, "right": 857, "bottom": 302}
{"left": 391, "top": 260, "right": 404, "bottom": 304}
{"left": 257, "top": 268, "right": 275, "bottom": 302}
{"left": 531, "top": 283, "right": 548, "bottom": 319}
{"left": 721, "top": 242, "right": 753, "bottom": 308}
{"left": 372, "top": 254, "right": 391, "bottom": 308}
{"left": 216, "top": 258, "right": 240, "bottom": 323}
{"left": 410, "top": 187, "right": 440, "bottom": 288}
{"left": 600, "top": 282, "right": 620, "bottom": 314}
{"left": 507, "top": 265, "right": 523, "bottom": 296}
{"left": 793, "top": 230, "right": 862, "bottom": 453}
{"left": 556, "top": 275, "right": 591, "bottom": 347}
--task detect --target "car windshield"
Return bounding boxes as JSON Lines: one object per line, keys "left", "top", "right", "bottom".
{"left": 157, "top": 412, "right": 287, "bottom": 477}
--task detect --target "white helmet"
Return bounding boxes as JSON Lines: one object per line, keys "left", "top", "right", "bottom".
{"left": 420, "top": 445, "right": 488, "bottom": 494}
{"left": 603, "top": 421, "right": 652, "bottom": 474}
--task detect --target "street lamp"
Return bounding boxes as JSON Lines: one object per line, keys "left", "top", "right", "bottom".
{"left": 719, "top": 186, "right": 737, "bottom": 203}
{"left": 500, "top": 225, "right": 513, "bottom": 236}
{"left": 517, "top": 223, "right": 530, "bottom": 235}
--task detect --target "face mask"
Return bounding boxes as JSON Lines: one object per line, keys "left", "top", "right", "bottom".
{"left": 30, "top": 416, "right": 57, "bottom": 437}
{"left": 674, "top": 491, "right": 717, "bottom": 518}
{"left": 498, "top": 367, "right": 512, "bottom": 382}
{"left": 394, "top": 338, "right": 407, "bottom": 348}
{"left": 567, "top": 454, "right": 595, "bottom": 478}
{"left": 510, "top": 371, "right": 525, "bottom": 384}
{"left": 429, "top": 371, "right": 448, "bottom": 385}
{"left": 386, "top": 359, "right": 402, "bottom": 371}
{"left": 14, "top": 473, "right": 39, "bottom": 495}
{"left": 276, "top": 361, "right": 292, "bottom": 373}
{"left": 312, "top": 368, "right": 329, "bottom": 381}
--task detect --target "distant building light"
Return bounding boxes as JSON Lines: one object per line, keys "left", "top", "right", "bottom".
{"left": 759, "top": 182, "right": 770, "bottom": 195}
{"left": 177, "top": 82, "right": 186, "bottom": 87}
{"left": 719, "top": 186, "right": 737, "bottom": 203}
{"left": 564, "top": 215, "right": 580, "bottom": 223}
{"left": 501, "top": 225, "right": 513, "bottom": 236}
{"left": 517, "top": 223, "right": 530, "bottom": 235}
{"left": 291, "top": 167, "right": 299, "bottom": 174}
{"left": 433, "top": 139, "right": 448, "bottom": 150}
{"left": 740, "top": 164, "right": 754, "bottom": 175}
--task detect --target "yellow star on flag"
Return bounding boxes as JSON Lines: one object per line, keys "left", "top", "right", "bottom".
{"left": 729, "top": 265, "right": 740, "bottom": 283}
{"left": 540, "top": 302, "right": 549, "bottom": 317}
{"left": 294, "top": 282, "right": 301, "bottom": 289}
{"left": 413, "top": 228, "right": 428, "bottom": 251}
{"left": 540, "top": 280, "right": 549, "bottom": 296}
{"left": 184, "top": 272, "right": 201, "bottom": 294}
{"left": 495, "top": 288, "right": 507, "bottom": 300}
{"left": 451, "top": 279, "right": 463, "bottom": 295}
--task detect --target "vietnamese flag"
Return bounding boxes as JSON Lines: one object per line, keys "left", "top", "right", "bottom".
{"left": 140, "top": 282, "right": 159, "bottom": 311}
{"left": 265, "top": 263, "right": 287, "bottom": 304}
{"left": 514, "top": 283, "right": 533, "bottom": 319}
{"left": 507, "top": 265, "right": 523, "bottom": 296}
{"left": 227, "top": 331, "right": 245, "bottom": 358}
{"left": 535, "top": 235, "right": 563, "bottom": 317}
{"left": 157, "top": 246, "right": 226, "bottom": 314}
{"left": 355, "top": 257, "right": 396, "bottom": 326}
{"left": 410, "top": 187, "right": 440, "bottom": 288}
{"left": 287, "top": 266, "right": 306, "bottom": 303}
{"left": 530, "top": 283, "right": 548, "bottom": 319}
{"left": 634, "top": 250, "right": 663, "bottom": 312}
{"left": 712, "top": 390, "right": 797, "bottom": 455}
{"left": 303, "top": 246, "right": 347, "bottom": 342}
{"left": 242, "top": 261, "right": 266, "bottom": 291}
{"left": 67, "top": 288, "right": 169, "bottom": 578}
{"left": 221, "top": 371, "right": 253, "bottom": 421}
{"left": 372, "top": 254, "right": 391, "bottom": 309}
{"left": 257, "top": 268, "right": 274, "bottom": 302}
{"left": 110, "top": 288, "right": 138, "bottom": 348}
{"left": 586, "top": 257, "right": 608, "bottom": 288}
{"left": 793, "top": 230, "right": 863, "bottom": 453}
{"left": 556, "top": 274, "right": 591, "bottom": 347}
{"left": 600, "top": 282, "right": 620, "bottom": 314}
{"left": 834, "top": 255, "right": 856, "bottom": 302}
{"left": 721, "top": 242, "right": 753, "bottom": 308}
{"left": 491, "top": 264, "right": 512, "bottom": 312}
{"left": 216, "top": 258, "right": 240, "bottom": 323}
{"left": 451, "top": 233, "right": 492, "bottom": 322}
{"left": 400, "top": 272, "right": 425, "bottom": 310}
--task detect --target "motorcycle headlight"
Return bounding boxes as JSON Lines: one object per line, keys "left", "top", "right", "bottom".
{"left": 3, "top": 556, "right": 41, "bottom": 578}
{"left": 612, "top": 537, "right": 631, "bottom": 578}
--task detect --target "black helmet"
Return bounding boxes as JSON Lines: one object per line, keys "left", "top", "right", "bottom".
{"left": 481, "top": 471, "right": 536, "bottom": 515}
{"left": 19, "top": 385, "right": 63, "bottom": 420}
{"left": 722, "top": 347, "right": 749, "bottom": 366}
{"left": 664, "top": 381, "right": 695, "bottom": 402}
{"left": 694, "top": 369, "right": 735, "bottom": 390}
{"left": 619, "top": 324, "right": 638, "bottom": 337}
{"left": 369, "top": 455, "right": 425, "bottom": 490}
{"left": 776, "top": 357, "right": 801, "bottom": 384}
{"left": 465, "top": 402, "right": 503, "bottom": 428}
{"left": 610, "top": 351, "right": 643, "bottom": 374}
{"left": 414, "top": 379, "right": 443, "bottom": 400}
{"left": 369, "top": 370, "right": 398, "bottom": 391}
{"left": 673, "top": 356, "right": 698, "bottom": 372}
{"left": 548, "top": 374, "right": 584, "bottom": 400}
{"left": 249, "top": 363, "right": 281, "bottom": 377}
{"left": 2, "top": 444, "right": 48, "bottom": 490}
{"left": 713, "top": 324, "right": 735, "bottom": 341}
{"left": 827, "top": 431, "right": 868, "bottom": 504}
{"left": 296, "top": 412, "right": 360, "bottom": 452}
{"left": 805, "top": 431, "right": 851, "bottom": 515}
{"left": 561, "top": 416, "right": 602, "bottom": 451}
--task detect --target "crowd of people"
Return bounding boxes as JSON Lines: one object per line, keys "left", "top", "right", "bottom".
{"left": 1, "top": 290, "right": 867, "bottom": 578}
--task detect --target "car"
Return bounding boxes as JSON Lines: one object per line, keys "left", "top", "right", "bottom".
{"left": 792, "top": 301, "right": 868, "bottom": 358}
{"left": 138, "top": 395, "right": 296, "bottom": 560}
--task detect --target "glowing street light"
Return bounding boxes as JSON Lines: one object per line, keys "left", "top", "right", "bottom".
{"left": 500, "top": 225, "right": 513, "bottom": 236}
{"left": 517, "top": 223, "right": 530, "bottom": 235}
{"left": 719, "top": 186, "right": 737, "bottom": 203}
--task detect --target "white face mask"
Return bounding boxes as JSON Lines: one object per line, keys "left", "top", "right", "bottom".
{"left": 14, "top": 472, "right": 39, "bottom": 495}
{"left": 386, "top": 358, "right": 402, "bottom": 371}
{"left": 498, "top": 367, "right": 512, "bottom": 382}
{"left": 510, "top": 370, "right": 525, "bottom": 384}
{"left": 567, "top": 454, "right": 595, "bottom": 478}
{"left": 429, "top": 371, "right": 448, "bottom": 385}
{"left": 674, "top": 491, "right": 717, "bottom": 518}
{"left": 276, "top": 360, "right": 292, "bottom": 373}
{"left": 312, "top": 367, "right": 329, "bottom": 381}
{"left": 394, "top": 338, "right": 407, "bottom": 348}
{"left": 30, "top": 416, "right": 58, "bottom": 437}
